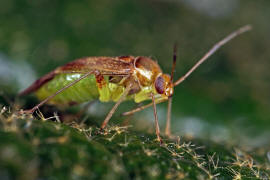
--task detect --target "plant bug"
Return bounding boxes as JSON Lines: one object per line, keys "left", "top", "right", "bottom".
{"left": 20, "top": 25, "right": 251, "bottom": 143}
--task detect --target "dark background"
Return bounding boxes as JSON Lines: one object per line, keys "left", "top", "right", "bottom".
{"left": 0, "top": 0, "right": 269, "bottom": 147}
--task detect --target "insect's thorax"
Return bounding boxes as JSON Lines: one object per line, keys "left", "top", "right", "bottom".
{"left": 133, "top": 57, "right": 162, "bottom": 85}
{"left": 130, "top": 57, "right": 167, "bottom": 103}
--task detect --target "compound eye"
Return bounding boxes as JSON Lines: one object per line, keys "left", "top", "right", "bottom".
{"left": 155, "top": 76, "right": 165, "bottom": 94}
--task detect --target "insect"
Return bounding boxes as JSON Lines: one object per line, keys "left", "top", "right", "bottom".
{"left": 20, "top": 25, "right": 251, "bottom": 143}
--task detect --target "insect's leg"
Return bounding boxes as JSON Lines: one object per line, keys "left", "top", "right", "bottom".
{"left": 22, "top": 71, "right": 94, "bottom": 114}
{"left": 151, "top": 93, "right": 163, "bottom": 144}
{"left": 101, "top": 83, "right": 132, "bottom": 129}
{"left": 165, "top": 43, "right": 177, "bottom": 137}
{"left": 165, "top": 97, "right": 172, "bottom": 137}
{"left": 121, "top": 98, "right": 167, "bottom": 116}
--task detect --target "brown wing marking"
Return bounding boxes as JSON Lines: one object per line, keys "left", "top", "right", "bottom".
{"left": 95, "top": 73, "right": 106, "bottom": 89}
{"left": 57, "top": 56, "right": 134, "bottom": 75}
{"left": 95, "top": 73, "right": 111, "bottom": 102}
{"left": 118, "top": 56, "right": 134, "bottom": 63}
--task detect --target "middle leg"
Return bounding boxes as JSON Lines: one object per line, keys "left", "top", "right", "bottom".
{"left": 101, "top": 83, "right": 132, "bottom": 129}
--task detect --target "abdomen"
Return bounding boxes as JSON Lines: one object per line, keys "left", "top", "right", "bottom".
{"left": 35, "top": 73, "right": 100, "bottom": 105}
{"left": 35, "top": 73, "right": 130, "bottom": 105}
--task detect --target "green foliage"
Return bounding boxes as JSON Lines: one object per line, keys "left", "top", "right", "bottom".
{"left": 0, "top": 107, "right": 269, "bottom": 179}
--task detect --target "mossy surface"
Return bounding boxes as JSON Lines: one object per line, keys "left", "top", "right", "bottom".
{"left": 0, "top": 107, "right": 269, "bottom": 180}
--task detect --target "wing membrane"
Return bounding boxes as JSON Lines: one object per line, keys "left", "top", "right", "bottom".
{"left": 19, "top": 56, "right": 134, "bottom": 95}
{"left": 56, "top": 56, "right": 134, "bottom": 75}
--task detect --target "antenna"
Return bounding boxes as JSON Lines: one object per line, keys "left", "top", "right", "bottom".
{"left": 174, "top": 25, "right": 252, "bottom": 86}
{"left": 170, "top": 43, "right": 177, "bottom": 82}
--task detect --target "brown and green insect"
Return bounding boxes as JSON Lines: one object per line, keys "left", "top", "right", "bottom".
{"left": 20, "top": 25, "right": 251, "bottom": 143}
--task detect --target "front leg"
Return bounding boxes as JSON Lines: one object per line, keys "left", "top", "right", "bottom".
{"left": 151, "top": 93, "right": 163, "bottom": 144}
{"left": 165, "top": 97, "right": 172, "bottom": 137}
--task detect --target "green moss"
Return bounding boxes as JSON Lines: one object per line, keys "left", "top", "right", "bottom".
{"left": 0, "top": 108, "right": 269, "bottom": 179}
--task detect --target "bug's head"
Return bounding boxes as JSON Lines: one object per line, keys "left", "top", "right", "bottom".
{"left": 154, "top": 74, "right": 174, "bottom": 97}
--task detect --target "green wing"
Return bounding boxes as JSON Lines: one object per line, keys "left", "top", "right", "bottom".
{"left": 19, "top": 56, "right": 134, "bottom": 96}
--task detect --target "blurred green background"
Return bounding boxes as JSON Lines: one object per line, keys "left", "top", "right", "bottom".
{"left": 0, "top": 0, "right": 269, "bottom": 147}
